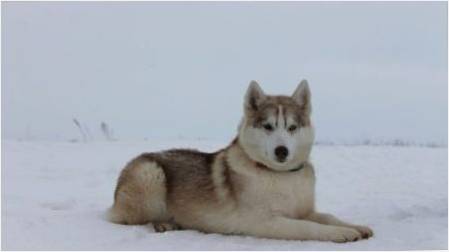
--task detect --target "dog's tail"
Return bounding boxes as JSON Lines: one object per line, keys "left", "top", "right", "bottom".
{"left": 106, "top": 205, "right": 126, "bottom": 224}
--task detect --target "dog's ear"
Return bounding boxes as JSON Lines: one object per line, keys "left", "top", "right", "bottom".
{"left": 244, "top": 80, "right": 266, "bottom": 112}
{"left": 292, "top": 79, "right": 311, "bottom": 114}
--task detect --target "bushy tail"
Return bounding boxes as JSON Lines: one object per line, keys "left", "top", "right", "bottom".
{"left": 106, "top": 206, "right": 126, "bottom": 224}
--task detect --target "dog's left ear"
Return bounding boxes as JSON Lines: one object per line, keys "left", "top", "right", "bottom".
{"left": 292, "top": 79, "right": 312, "bottom": 114}
{"left": 244, "top": 80, "right": 266, "bottom": 112}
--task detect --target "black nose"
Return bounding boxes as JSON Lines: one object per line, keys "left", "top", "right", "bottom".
{"left": 274, "top": 146, "right": 289, "bottom": 162}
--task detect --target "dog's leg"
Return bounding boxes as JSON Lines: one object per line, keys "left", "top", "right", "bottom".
{"left": 235, "top": 215, "right": 362, "bottom": 242}
{"left": 305, "top": 212, "right": 373, "bottom": 239}
{"left": 152, "top": 221, "right": 182, "bottom": 233}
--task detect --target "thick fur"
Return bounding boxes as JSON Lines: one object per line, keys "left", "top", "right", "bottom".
{"left": 108, "top": 80, "right": 374, "bottom": 242}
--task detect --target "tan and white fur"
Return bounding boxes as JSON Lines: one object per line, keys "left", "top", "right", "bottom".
{"left": 108, "top": 80, "right": 373, "bottom": 242}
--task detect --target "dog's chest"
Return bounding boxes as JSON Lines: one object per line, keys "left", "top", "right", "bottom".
{"left": 238, "top": 168, "right": 315, "bottom": 218}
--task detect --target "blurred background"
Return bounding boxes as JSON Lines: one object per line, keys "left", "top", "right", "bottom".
{"left": 2, "top": 2, "right": 447, "bottom": 145}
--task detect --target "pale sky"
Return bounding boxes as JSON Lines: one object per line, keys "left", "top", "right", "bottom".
{"left": 2, "top": 2, "right": 447, "bottom": 144}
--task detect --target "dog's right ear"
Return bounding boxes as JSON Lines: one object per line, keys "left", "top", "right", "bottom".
{"left": 244, "top": 80, "right": 266, "bottom": 112}
{"left": 292, "top": 79, "right": 311, "bottom": 114}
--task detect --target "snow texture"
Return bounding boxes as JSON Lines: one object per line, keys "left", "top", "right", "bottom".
{"left": 2, "top": 140, "right": 447, "bottom": 250}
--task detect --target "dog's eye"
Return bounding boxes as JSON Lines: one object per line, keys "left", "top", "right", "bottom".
{"left": 288, "top": 125, "right": 297, "bottom": 132}
{"left": 263, "top": 124, "right": 274, "bottom": 131}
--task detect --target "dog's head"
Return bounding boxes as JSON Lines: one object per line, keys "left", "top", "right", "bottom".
{"left": 238, "top": 80, "right": 315, "bottom": 172}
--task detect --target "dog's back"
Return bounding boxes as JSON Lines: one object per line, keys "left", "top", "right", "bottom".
{"left": 109, "top": 148, "right": 224, "bottom": 231}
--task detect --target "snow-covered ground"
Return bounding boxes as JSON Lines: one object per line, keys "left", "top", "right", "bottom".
{"left": 2, "top": 139, "right": 447, "bottom": 250}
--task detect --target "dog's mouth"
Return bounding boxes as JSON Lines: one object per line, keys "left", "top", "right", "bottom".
{"left": 255, "top": 160, "right": 304, "bottom": 173}
{"left": 276, "top": 157, "right": 287, "bottom": 163}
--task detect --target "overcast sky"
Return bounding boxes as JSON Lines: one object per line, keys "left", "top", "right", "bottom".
{"left": 2, "top": 2, "right": 447, "bottom": 144}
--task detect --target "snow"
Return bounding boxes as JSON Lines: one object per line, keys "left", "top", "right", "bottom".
{"left": 2, "top": 139, "right": 447, "bottom": 250}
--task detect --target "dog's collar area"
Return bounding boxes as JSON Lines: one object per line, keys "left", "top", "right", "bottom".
{"left": 255, "top": 162, "right": 306, "bottom": 172}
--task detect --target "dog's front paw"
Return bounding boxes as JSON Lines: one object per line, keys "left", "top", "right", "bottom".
{"left": 352, "top": 225, "right": 373, "bottom": 239}
{"left": 325, "top": 227, "right": 362, "bottom": 243}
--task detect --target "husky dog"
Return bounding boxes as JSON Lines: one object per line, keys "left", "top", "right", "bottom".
{"left": 108, "top": 80, "right": 373, "bottom": 242}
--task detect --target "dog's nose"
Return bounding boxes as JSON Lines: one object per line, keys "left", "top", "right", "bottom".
{"left": 274, "top": 146, "right": 289, "bottom": 162}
